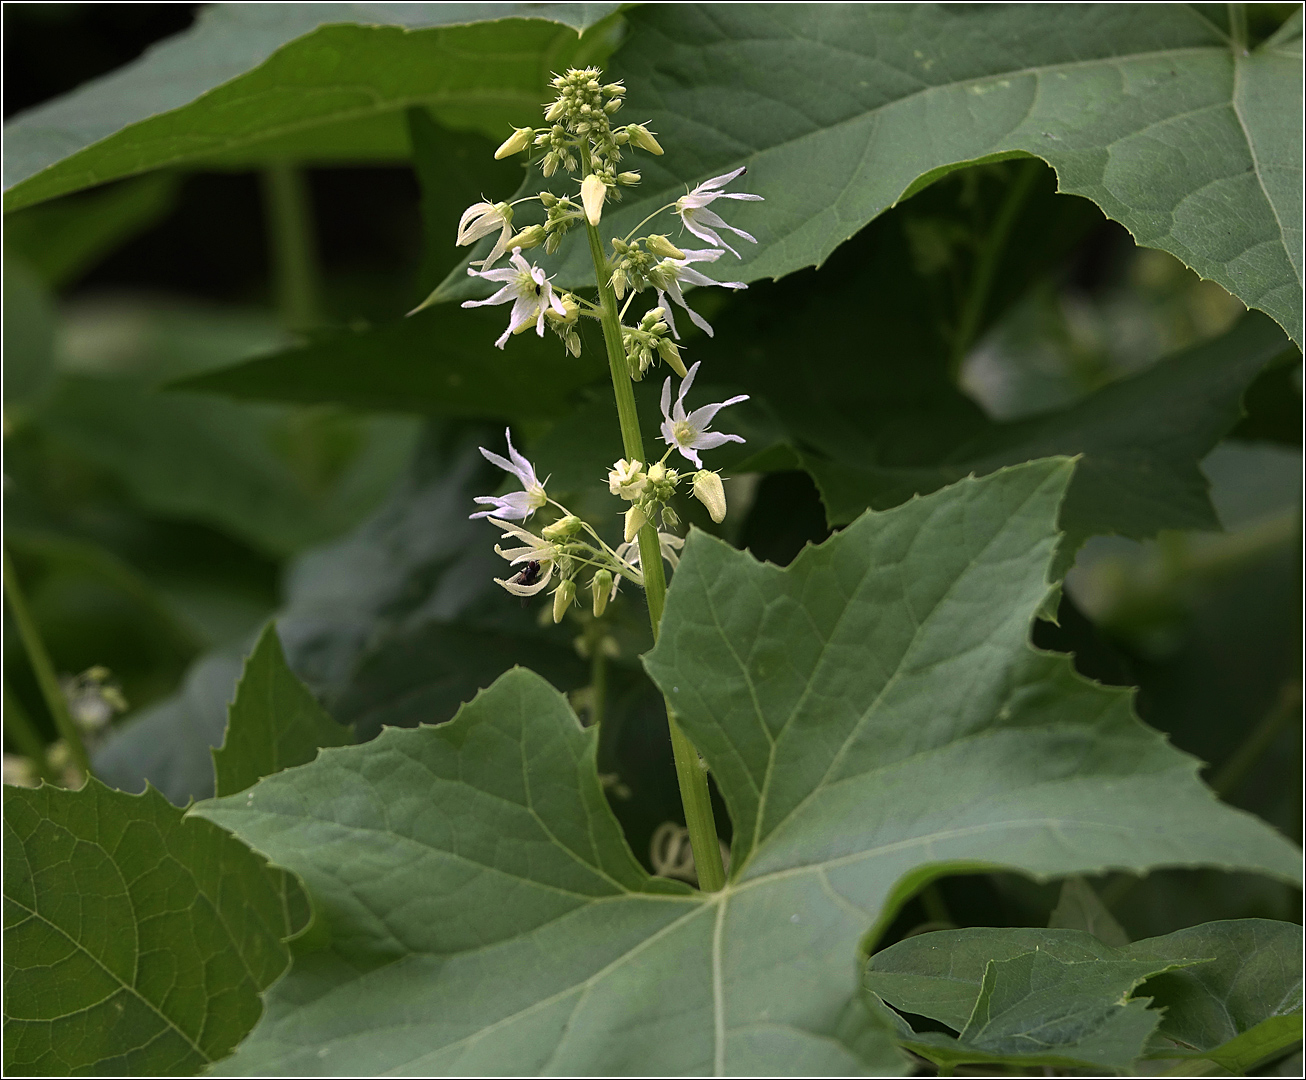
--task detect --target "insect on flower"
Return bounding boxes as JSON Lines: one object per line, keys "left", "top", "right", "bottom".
{"left": 508, "top": 560, "right": 543, "bottom": 606}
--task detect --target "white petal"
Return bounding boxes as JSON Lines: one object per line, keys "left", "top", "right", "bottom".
{"left": 685, "top": 395, "right": 748, "bottom": 430}
{"left": 496, "top": 560, "right": 554, "bottom": 596}
{"left": 660, "top": 374, "right": 674, "bottom": 421}
{"left": 689, "top": 431, "right": 745, "bottom": 451}
{"left": 681, "top": 216, "right": 728, "bottom": 252}
{"left": 655, "top": 289, "right": 680, "bottom": 339}
{"left": 503, "top": 430, "right": 537, "bottom": 488}
{"left": 685, "top": 304, "right": 715, "bottom": 337}
{"left": 695, "top": 166, "right": 747, "bottom": 193}
{"left": 461, "top": 284, "right": 515, "bottom": 309}
{"left": 488, "top": 517, "right": 544, "bottom": 545}
{"left": 660, "top": 416, "right": 678, "bottom": 447}
{"left": 678, "top": 361, "right": 701, "bottom": 410}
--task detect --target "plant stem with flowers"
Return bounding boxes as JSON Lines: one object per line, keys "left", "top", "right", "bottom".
{"left": 453, "top": 67, "right": 763, "bottom": 893}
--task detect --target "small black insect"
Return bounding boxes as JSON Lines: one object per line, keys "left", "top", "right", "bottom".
{"left": 533, "top": 281, "right": 543, "bottom": 297}
{"left": 510, "top": 560, "right": 542, "bottom": 606}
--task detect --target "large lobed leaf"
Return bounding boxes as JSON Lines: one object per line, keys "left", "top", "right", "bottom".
{"left": 572, "top": 3, "right": 1303, "bottom": 344}
{"left": 865, "top": 920, "right": 1303, "bottom": 1073}
{"left": 193, "top": 459, "right": 1299, "bottom": 1075}
{"left": 2, "top": 781, "right": 301, "bottom": 1076}
{"left": 212, "top": 623, "right": 354, "bottom": 798}
{"left": 2, "top": 3, "right": 622, "bottom": 211}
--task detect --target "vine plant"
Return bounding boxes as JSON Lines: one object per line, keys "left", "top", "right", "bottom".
{"left": 454, "top": 68, "right": 769, "bottom": 889}
{"left": 3, "top": 7, "right": 1302, "bottom": 1077}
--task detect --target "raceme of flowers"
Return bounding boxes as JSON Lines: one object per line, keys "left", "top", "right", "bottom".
{"left": 457, "top": 66, "right": 760, "bottom": 624}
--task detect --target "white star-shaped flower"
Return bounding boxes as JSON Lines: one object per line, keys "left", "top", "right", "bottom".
{"left": 648, "top": 248, "right": 745, "bottom": 339}
{"left": 470, "top": 428, "right": 548, "bottom": 521}
{"left": 462, "top": 249, "right": 568, "bottom": 349}
{"left": 487, "top": 518, "right": 558, "bottom": 597}
{"left": 659, "top": 361, "right": 748, "bottom": 468}
{"left": 675, "top": 166, "right": 763, "bottom": 258}
{"left": 456, "top": 200, "right": 514, "bottom": 270}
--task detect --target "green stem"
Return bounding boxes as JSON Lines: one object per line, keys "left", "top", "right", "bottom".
{"left": 582, "top": 197, "right": 727, "bottom": 893}
{"left": 262, "top": 161, "right": 323, "bottom": 332}
{"left": 1228, "top": 3, "right": 1248, "bottom": 54}
{"left": 948, "top": 158, "right": 1041, "bottom": 378}
{"left": 3, "top": 685, "right": 58, "bottom": 784}
{"left": 3, "top": 549, "right": 91, "bottom": 781}
{"left": 589, "top": 643, "right": 607, "bottom": 728}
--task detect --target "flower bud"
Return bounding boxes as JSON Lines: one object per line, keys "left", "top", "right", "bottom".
{"left": 626, "top": 124, "right": 664, "bottom": 155}
{"left": 604, "top": 99, "right": 622, "bottom": 114}
{"left": 542, "top": 514, "right": 583, "bottom": 540}
{"left": 602, "top": 83, "right": 625, "bottom": 96}
{"left": 645, "top": 234, "right": 686, "bottom": 260}
{"left": 494, "top": 126, "right": 534, "bottom": 159}
{"left": 565, "top": 330, "right": 581, "bottom": 357}
{"left": 538, "top": 191, "right": 558, "bottom": 208}
{"left": 509, "top": 224, "right": 545, "bottom": 251}
{"left": 581, "top": 174, "right": 606, "bottom": 226}
{"left": 591, "top": 570, "right": 613, "bottom": 616}
{"left": 692, "top": 470, "right": 727, "bottom": 523}
{"left": 646, "top": 462, "right": 667, "bottom": 485}
{"left": 552, "top": 579, "right": 576, "bottom": 624}
{"left": 624, "top": 504, "right": 649, "bottom": 543}
{"left": 545, "top": 98, "right": 567, "bottom": 122}
{"left": 617, "top": 171, "right": 641, "bottom": 186}
{"left": 610, "top": 237, "right": 630, "bottom": 254}
{"left": 547, "top": 293, "right": 579, "bottom": 325}
{"left": 661, "top": 506, "right": 681, "bottom": 530}
{"left": 656, "top": 336, "right": 688, "bottom": 378}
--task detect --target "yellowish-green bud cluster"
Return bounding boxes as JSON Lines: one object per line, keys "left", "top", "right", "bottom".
{"left": 535, "top": 68, "right": 627, "bottom": 179}
{"left": 645, "top": 461, "right": 680, "bottom": 503}
{"left": 610, "top": 239, "right": 658, "bottom": 300}
{"left": 621, "top": 307, "right": 685, "bottom": 380}
{"left": 542, "top": 196, "right": 583, "bottom": 254}
{"left": 544, "top": 293, "right": 582, "bottom": 356}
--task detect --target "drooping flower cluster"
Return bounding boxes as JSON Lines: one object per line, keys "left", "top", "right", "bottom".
{"left": 458, "top": 66, "right": 763, "bottom": 624}
{"left": 471, "top": 430, "right": 642, "bottom": 621}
